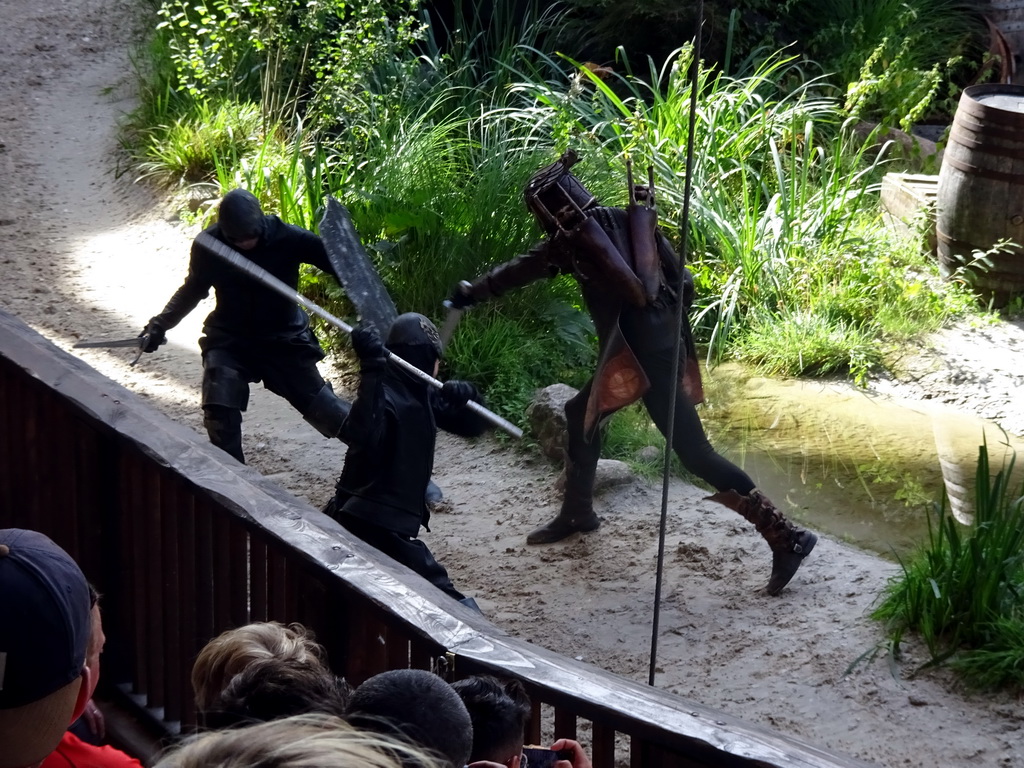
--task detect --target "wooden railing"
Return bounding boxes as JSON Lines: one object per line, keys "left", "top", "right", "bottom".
{"left": 0, "top": 309, "right": 874, "bottom": 768}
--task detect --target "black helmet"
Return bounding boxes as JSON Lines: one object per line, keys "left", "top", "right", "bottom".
{"left": 386, "top": 313, "right": 443, "bottom": 374}
{"left": 523, "top": 150, "right": 598, "bottom": 235}
{"left": 218, "top": 189, "right": 265, "bottom": 243}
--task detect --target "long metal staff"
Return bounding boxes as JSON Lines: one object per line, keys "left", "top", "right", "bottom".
{"left": 649, "top": 2, "right": 704, "bottom": 687}
{"left": 195, "top": 232, "right": 523, "bottom": 440}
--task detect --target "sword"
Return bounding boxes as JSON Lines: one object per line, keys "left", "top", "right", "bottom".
{"left": 73, "top": 336, "right": 147, "bottom": 366}
{"left": 439, "top": 281, "right": 471, "bottom": 352}
{"left": 195, "top": 231, "right": 523, "bottom": 439}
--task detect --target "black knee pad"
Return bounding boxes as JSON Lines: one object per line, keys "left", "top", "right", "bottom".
{"left": 202, "top": 364, "right": 250, "bottom": 411}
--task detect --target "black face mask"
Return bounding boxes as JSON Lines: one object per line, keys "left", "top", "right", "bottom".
{"left": 385, "top": 313, "right": 442, "bottom": 376}
{"left": 218, "top": 189, "right": 265, "bottom": 243}
{"left": 388, "top": 343, "right": 438, "bottom": 376}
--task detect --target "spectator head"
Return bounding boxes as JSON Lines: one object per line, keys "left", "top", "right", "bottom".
{"left": 346, "top": 669, "right": 472, "bottom": 768}
{"left": 0, "top": 529, "right": 93, "bottom": 768}
{"left": 154, "top": 713, "right": 447, "bottom": 768}
{"left": 84, "top": 585, "right": 104, "bottom": 700}
{"left": 451, "top": 675, "right": 531, "bottom": 765}
{"left": 202, "top": 656, "right": 351, "bottom": 728}
{"left": 191, "top": 622, "right": 329, "bottom": 713}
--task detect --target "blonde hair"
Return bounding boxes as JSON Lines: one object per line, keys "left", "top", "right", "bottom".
{"left": 192, "top": 622, "right": 329, "bottom": 712}
{"left": 154, "top": 714, "right": 447, "bottom": 768}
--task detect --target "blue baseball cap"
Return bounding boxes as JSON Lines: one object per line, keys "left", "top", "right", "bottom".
{"left": 0, "top": 529, "right": 92, "bottom": 767}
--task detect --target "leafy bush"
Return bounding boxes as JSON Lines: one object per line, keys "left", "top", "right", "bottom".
{"left": 155, "top": 0, "right": 424, "bottom": 126}
{"left": 784, "top": 0, "right": 989, "bottom": 128}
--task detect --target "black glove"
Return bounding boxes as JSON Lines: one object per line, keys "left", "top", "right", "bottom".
{"left": 351, "top": 323, "right": 386, "bottom": 362}
{"left": 447, "top": 281, "right": 476, "bottom": 310}
{"left": 139, "top": 320, "right": 166, "bottom": 353}
{"left": 440, "top": 380, "right": 476, "bottom": 408}
{"left": 682, "top": 267, "right": 695, "bottom": 311}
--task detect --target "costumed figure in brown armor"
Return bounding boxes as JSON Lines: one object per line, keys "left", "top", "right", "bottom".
{"left": 448, "top": 151, "right": 817, "bottom": 595}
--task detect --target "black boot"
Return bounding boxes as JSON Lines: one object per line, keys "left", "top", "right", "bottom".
{"left": 425, "top": 479, "right": 444, "bottom": 505}
{"left": 528, "top": 449, "right": 602, "bottom": 544}
{"left": 707, "top": 489, "right": 817, "bottom": 595}
{"left": 526, "top": 507, "right": 601, "bottom": 544}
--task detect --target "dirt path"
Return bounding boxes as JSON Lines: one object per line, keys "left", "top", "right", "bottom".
{"left": 2, "top": 0, "right": 1023, "bottom": 765}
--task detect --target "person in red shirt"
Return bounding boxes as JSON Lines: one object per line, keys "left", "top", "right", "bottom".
{"left": 41, "top": 588, "right": 142, "bottom": 768}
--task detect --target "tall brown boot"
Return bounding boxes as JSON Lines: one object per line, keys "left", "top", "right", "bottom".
{"left": 707, "top": 489, "right": 817, "bottom": 595}
{"left": 527, "top": 453, "right": 601, "bottom": 544}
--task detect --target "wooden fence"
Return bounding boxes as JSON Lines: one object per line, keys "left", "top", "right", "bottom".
{"left": 0, "top": 309, "right": 874, "bottom": 768}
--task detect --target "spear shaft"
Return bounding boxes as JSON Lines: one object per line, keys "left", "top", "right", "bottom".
{"left": 195, "top": 232, "right": 523, "bottom": 439}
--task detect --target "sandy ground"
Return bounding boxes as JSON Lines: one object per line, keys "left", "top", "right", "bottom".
{"left": 2, "top": 0, "right": 1024, "bottom": 765}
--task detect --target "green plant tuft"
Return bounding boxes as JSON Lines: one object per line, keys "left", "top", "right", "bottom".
{"left": 872, "top": 438, "right": 1024, "bottom": 690}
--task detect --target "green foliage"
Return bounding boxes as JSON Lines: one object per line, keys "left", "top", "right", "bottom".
{"left": 444, "top": 312, "right": 592, "bottom": 421}
{"left": 154, "top": 0, "right": 424, "bottom": 126}
{"left": 734, "top": 309, "right": 879, "bottom": 383}
{"left": 789, "top": 0, "right": 988, "bottom": 128}
{"left": 724, "top": 218, "right": 973, "bottom": 382}
{"left": 135, "top": 100, "right": 264, "bottom": 185}
{"left": 872, "top": 440, "right": 1024, "bottom": 690}
{"left": 212, "top": 120, "right": 342, "bottom": 231}
{"left": 123, "top": 0, "right": 981, "bottom": 435}
{"left": 844, "top": 36, "right": 943, "bottom": 133}
{"left": 154, "top": 0, "right": 267, "bottom": 100}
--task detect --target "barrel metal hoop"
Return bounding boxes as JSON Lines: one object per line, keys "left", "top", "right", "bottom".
{"left": 937, "top": 227, "right": 1024, "bottom": 254}
{"left": 958, "top": 101, "right": 1024, "bottom": 129}
{"left": 946, "top": 118, "right": 1024, "bottom": 148}
{"left": 944, "top": 154, "right": 1024, "bottom": 183}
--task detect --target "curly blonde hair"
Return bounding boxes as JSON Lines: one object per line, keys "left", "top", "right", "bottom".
{"left": 155, "top": 714, "right": 447, "bottom": 768}
{"left": 191, "top": 622, "right": 329, "bottom": 712}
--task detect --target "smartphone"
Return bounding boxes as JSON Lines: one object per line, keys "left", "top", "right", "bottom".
{"left": 521, "top": 747, "right": 573, "bottom": 767}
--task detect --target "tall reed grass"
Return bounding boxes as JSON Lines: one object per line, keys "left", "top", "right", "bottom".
{"left": 873, "top": 439, "right": 1024, "bottom": 690}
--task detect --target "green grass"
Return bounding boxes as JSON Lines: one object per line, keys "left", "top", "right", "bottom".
{"left": 134, "top": 100, "right": 264, "bottom": 186}
{"left": 872, "top": 439, "right": 1024, "bottom": 690}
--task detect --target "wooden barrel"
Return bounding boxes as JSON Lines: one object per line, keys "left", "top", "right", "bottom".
{"left": 935, "top": 84, "right": 1024, "bottom": 307}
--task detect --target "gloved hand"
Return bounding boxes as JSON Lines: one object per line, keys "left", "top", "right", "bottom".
{"left": 682, "top": 267, "right": 695, "bottom": 311}
{"left": 351, "top": 323, "right": 386, "bottom": 362}
{"left": 446, "top": 281, "right": 476, "bottom": 310}
{"left": 139, "top": 320, "right": 166, "bottom": 353}
{"left": 440, "top": 380, "right": 476, "bottom": 408}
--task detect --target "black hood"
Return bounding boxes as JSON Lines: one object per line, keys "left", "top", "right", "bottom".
{"left": 386, "top": 313, "right": 442, "bottom": 374}
{"left": 218, "top": 189, "right": 265, "bottom": 242}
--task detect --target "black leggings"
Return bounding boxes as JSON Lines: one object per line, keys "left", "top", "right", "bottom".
{"left": 638, "top": 345, "right": 754, "bottom": 494}
{"left": 562, "top": 334, "right": 754, "bottom": 512}
{"left": 337, "top": 514, "right": 466, "bottom": 603}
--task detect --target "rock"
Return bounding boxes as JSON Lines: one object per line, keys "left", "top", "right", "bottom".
{"left": 554, "top": 458, "right": 635, "bottom": 494}
{"left": 635, "top": 445, "right": 661, "bottom": 464}
{"left": 526, "top": 383, "right": 577, "bottom": 461}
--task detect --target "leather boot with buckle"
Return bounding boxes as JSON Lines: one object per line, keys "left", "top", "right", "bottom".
{"left": 707, "top": 489, "right": 817, "bottom": 595}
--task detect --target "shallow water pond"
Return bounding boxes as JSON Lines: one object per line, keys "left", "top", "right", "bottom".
{"left": 697, "top": 363, "right": 1024, "bottom": 560}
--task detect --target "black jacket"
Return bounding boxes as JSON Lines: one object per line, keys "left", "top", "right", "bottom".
{"left": 333, "top": 359, "right": 488, "bottom": 538}
{"left": 152, "top": 216, "right": 336, "bottom": 343}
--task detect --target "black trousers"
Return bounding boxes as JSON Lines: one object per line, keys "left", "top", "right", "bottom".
{"left": 562, "top": 307, "right": 755, "bottom": 514}
{"left": 199, "top": 331, "right": 343, "bottom": 462}
{"left": 337, "top": 514, "right": 466, "bottom": 603}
